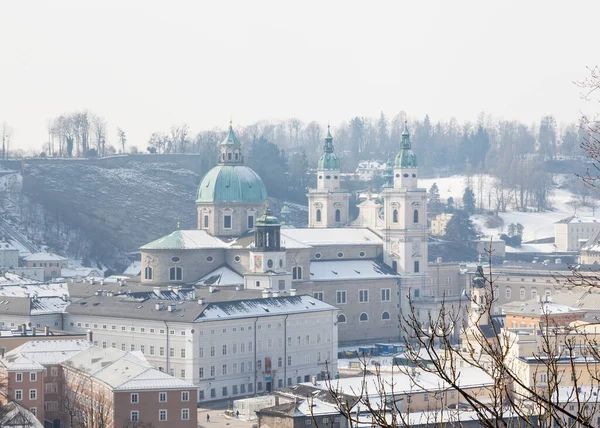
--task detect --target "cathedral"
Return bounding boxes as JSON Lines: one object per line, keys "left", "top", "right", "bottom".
{"left": 139, "top": 122, "right": 463, "bottom": 343}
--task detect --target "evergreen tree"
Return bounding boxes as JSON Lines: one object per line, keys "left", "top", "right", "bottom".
{"left": 444, "top": 210, "right": 479, "bottom": 244}
{"left": 463, "top": 187, "right": 476, "bottom": 214}
{"left": 446, "top": 196, "right": 455, "bottom": 213}
{"left": 428, "top": 183, "right": 442, "bottom": 215}
{"left": 377, "top": 111, "right": 388, "bottom": 151}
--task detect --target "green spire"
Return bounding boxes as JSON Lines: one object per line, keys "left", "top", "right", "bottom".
{"left": 472, "top": 264, "right": 486, "bottom": 289}
{"left": 317, "top": 124, "right": 341, "bottom": 170}
{"left": 401, "top": 121, "right": 411, "bottom": 149}
{"left": 324, "top": 124, "right": 334, "bottom": 153}
{"left": 395, "top": 122, "right": 418, "bottom": 169}
{"left": 220, "top": 121, "right": 241, "bottom": 145}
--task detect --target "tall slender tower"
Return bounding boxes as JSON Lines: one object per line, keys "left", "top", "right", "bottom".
{"left": 381, "top": 122, "right": 428, "bottom": 275}
{"left": 307, "top": 126, "right": 350, "bottom": 228}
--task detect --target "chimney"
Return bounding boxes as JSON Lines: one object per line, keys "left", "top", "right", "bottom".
{"left": 0, "top": 348, "right": 4, "bottom": 359}
{"left": 311, "top": 376, "right": 317, "bottom": 386}
{"left": 262, "top": 289, "right": 271, "bottom": 299}
{"left": 44, "top": 325, "right": 50, "bottom": 336}
{"left": 436, "top": 257, "right": 443, "bottom": 264}
{"left": 22, "top": 324, "right": 27, "bottom": 336}
{"left": 235, "top": 285, "right": 241, "bottom": 291}
{"left": 197, "top": 298, "right": 205, "bottom": 305}
{"left": 272, "top": 291, "right": 279, "bottom": 298}
{"left": 167, "top": 304, "right": 175, "bottom": 312}
{"left": 86, "top": 329, "right": 93, "bottom": 343}
{"left": 290, "top": 289, "right": 297, "bottom": 296}
{"left": 155, "top": 302, "right": 163, "bottom": 311}
{"left": 95, "top": 290, "right": 102, "bottom": 296}
{"left": 32, "top": 327, "right": 36, "bottom": 336}
{"left": 153, "top": 287, "right": 161, "bottom": 296}
{"left": 208, "top": 286, "right": 215, "bottom": 293}
{"left": 100, "top": 279, "right": 104, "bottom": 285}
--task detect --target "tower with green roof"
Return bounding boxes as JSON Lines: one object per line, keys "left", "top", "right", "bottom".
{"left": 307, "top": 126, "right": 351, "bottom": 228}
{"left": 380, "top": 121, "right": 428, "bottom": 279}
{"left": 196, "top": 122, "right": 267, "bottom": 237}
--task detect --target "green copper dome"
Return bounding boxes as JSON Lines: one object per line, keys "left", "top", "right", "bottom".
{"left": 394, "top": 122, "right": 418, "bottom": 169}
{"left": 318, "top": 125, "right": 341, "bottom": 171}
{"left": 196, "top": 165, "right": 267, "bottom": 203}
{"left": 472, "top": 264, "right": 486, "bottom": 289}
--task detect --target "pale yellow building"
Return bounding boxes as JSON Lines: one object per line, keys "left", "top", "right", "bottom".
{"left": 430, "top": 213, "right": 453, "bottom": 236}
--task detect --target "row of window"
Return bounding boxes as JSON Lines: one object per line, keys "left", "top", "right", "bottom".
{"left": 392, "top": 209, "right": 419, "bottom": 223}
{"left": 130, "top": 409, "right": 190, "bottom": 422}
{"left": 130, "top": 391, "right": 189, "bottom": 403}
{"left": 15, "top": 372, "right": 38, "bottom": 382}
{"left": 505, "top": 287, "right": 552, "bottom": 300}
{"left": 199, "top": 374, "right": 319, "bottom": 400}
{"left": 14, "top": 389, "right": 37, "bottom": 400}
{"left": 315, "top": 209, "right": 342, "bottom": 223}
{"left": 314, "top": 251, "right": 366, "bottom": 259}
{"left": 71, "top": 322, "right": 189, "bottom": 335}
{"left": 332, "top": 288, "right": 392, "bottom": 304}
{"left": 202, "top": 214, "right": 255, "bottom": 230}
{"left": 337, "top": 312, "right": 391, "bottom": 323}
{"left": 31, "top": 262, "right": 62, "bottom": 267}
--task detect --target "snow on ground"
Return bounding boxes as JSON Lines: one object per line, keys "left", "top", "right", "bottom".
{"left": 421, "top": 175, "right": 598, "bottom": 242}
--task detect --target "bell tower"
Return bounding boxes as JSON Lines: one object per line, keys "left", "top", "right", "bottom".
{"left": 245, "top": 202, "right": 292, "bottom": 291}
{"left": 307, "top": 126, "right": 351, "bottom": 228}
{"left": 381, "top": 122, "right": 428, "bottom": 275}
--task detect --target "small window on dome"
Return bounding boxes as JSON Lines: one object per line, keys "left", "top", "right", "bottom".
{"left": 395, "top": 174, "right": 400, "bottom": 178}
{"left": 314, "top": 253, "right": 322, "bottom": 259}
{"left": 337, "top": 252, "right": 344, "bottom": 258}
{"left": 359, "top": 251, "right": 366, "bottom": 258}
{"left": 334, "top": 175, "right": 338, "bottom": 179}
{"left": 318, "top": 175, "right": 323, "bottom": 179}
{"left": 267, "top": 259, "right": 273, "bottom": 268}
{"left": 403, "top": 174, "right": 409, "bottom": 178}
{"left": 326, "top": 175, "right": 331, "bottom": 179}
{"left": 206, "top": 256, "right": 214, "bottom": 263}
{"left": 234, "top": 255, "right": 241, "bottom": 263}
{"left": 412, "top": 174, "right": 416, "bottom": 178}
{"left": 171, "top": 256, "right": 181, "bottom": 263}
{"left": 228, "top": 153, "right": 232, "bottom": 160}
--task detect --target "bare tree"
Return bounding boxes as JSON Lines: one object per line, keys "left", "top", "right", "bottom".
{"left": 60, "top": 366, "right": 113, "bottom": 428}
{"left": 323, "top": 258, "right": 600, "bottom": 427}
{"left": 1, "top": 122, "right": 12, "bottom": 159}
{"left": 117, "top": 128, "right": 127, "bottom": 154}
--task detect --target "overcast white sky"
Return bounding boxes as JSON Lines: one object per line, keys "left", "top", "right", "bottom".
{"left": 0, "top": 0, "right": 598, "bottom": 151}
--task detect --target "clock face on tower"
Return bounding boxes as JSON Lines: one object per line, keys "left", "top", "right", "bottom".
{"left": 254, "top": 255, "right": 263, "bottom": 270}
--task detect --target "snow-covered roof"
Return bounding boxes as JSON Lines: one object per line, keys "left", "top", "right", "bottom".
{"left": 0, "top": 401, "right": 45, "bottom": 428}
{"left": 60, "top": 267, "right": 102, "bottom": 278}
{"left": 8, "top": 339, "right": 92, "bottom": 365}
{"left": 195, "top": 265, "right": 244, "bottom": 286}
{"left": 0, "top": 242, "right": 18, "bottom": 251}
{"left": 555, "top": 215, "right": 600, "bottom": 224}
{"left": 123, "top": 260, "right": 142, "bottom": 276}
{"left": 23, "top": 252, "right": 68, "bottom": 261}
{"left": 195, "top": 295, "right": 336, "bottom": 322}
{"left": 0, "top": 280, "right": 68, "bottom": 297}
{"left": 281, "top": 228, "right": 382, "bottom": 246}
{"left": 310, "top": 260, "right": 398, "bottom": 282}
{"left": 0, "top": 354, "right": 44, "bottom": 371}
{"left": 502, "top": 299, "right": 585, "bottom": 316}
{"left": 63, "top": 346, "right": 195, "bottom": 391}
{"left": 0, "top": 272, "right": 43, "bottom": 287}
{"left": 140, "top": 229, "right": 227, "bottom": 250}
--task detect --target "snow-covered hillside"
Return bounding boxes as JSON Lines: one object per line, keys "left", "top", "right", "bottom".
{"left": 420, "top": 175, "right": 596, "bottom": 242}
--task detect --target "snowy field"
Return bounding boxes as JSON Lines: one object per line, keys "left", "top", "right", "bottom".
{"left": 420, "top": 175, "right": 597, "bottom": 242}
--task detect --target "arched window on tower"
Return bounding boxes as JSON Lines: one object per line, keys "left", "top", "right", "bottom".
{"left": 169, "top": 266, "right": 182, "bottom": 281}
{"left": 335, "top": 209, "right": 341, "bottom": 222}
{"left": 144, "top": 267, "right": 153, "bottom": 280}
{"left": 234, "top": 152, "right": 239, "bottom": 160}
{"left": 316, "top": 209, "right": 321, "bottom": 223}
{"left": 413, "top": 209, "right": 419, "bottom": 223}
{"left": 227, "top": 152, "right": 232, "bottom": 160}
{"left": 293, "top": 266, "right": 302, "bottom": 280}
{"left": 393, "top": 209, "right": 398, "bottom": 223}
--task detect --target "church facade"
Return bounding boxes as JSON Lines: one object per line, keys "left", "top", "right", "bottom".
{"left": 139, "top": 122, "right": 465, "bottom": 344}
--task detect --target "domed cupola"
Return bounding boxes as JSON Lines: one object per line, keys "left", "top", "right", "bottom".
{"left": 393, "top": 122, "right": 419, "bottom": 189}
{"left": 196, "top": 122, "right": 268, "bottom": 237}
{"left": 472, "top": 263, "right": 486, "bottom": 289}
